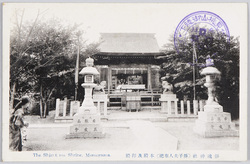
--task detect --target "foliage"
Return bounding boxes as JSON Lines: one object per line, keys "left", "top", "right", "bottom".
{"left": 160, "top": 30, "right": 239, "bottom": 119}
{"left": 10, "top": 11, "right": 89, "bottom": 117}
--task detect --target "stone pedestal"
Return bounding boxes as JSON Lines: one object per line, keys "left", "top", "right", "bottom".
{"left": 66, "top": 87, "right": 105, "bottom": 139}
{"left": 66, "top": 112, "right": 105, "bottom": 138}
{"left": 193, "top": 104, "right": 238, "bottom": 137}
{"left": 159, "top": 94, "right": 178, "bottom": 115}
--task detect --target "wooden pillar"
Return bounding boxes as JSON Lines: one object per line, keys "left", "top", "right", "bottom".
{"left": 154, "top": 66, "right": 160, "bottom": 90}
{"left": 147, "top": 65, "right": 152, "bottom": 91}
{"left": 108, "top": 67, "right": 112, "bottom": 94}
{"left": 99, "top": 65, "right": 109, "bottom": 87}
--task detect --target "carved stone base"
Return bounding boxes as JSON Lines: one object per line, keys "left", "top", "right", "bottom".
{"left": 194, "top": 110, "right": 239, "bottom": 137}
{"left": 66, "top": 132, "right": 105, "bottom": 139}
{"left": 193, "top": 126, "right": 239, "bottom": 138}
{"left": 204, "top": 104, "right": 223, "bottom": 113}
{"left": 66, "top": 113, "right": 105, "bottom": 139}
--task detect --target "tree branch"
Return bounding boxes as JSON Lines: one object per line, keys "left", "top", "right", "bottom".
{"left": 21, "top": 10, "right": 41, "bottom": 51}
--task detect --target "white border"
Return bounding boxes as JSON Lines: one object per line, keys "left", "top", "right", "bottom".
{"left": 1, "top": 2, "right": 248, "bottom": 162}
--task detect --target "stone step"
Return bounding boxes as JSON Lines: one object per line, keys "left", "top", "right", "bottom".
{"left": 167, "top": 116, "right": 198, "bottom": 122}
{"left": 108, "top": 117, "right": 168, "bottom": 122}
{"left": 108, "top": 116, "right": 197, "bottom": 122}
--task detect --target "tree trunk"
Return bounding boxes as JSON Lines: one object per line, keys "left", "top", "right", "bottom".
{"left": 39, "top": 85, "right": 43, "bottom": 118}
{"left": 43, "top": 85, "right": 56, "bottom": 118}
{"left": 39, "top": 98, "right": 43, "bottom": 118}
{"left": 43, "top": 102, "right": 47, "bottom": 118}
{"left": 10, "top": 82, "right": 16, "bottom": 110}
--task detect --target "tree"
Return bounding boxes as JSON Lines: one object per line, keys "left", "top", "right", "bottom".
{"left": 10, "top": 10, "right": 86, "bottom": 118}
{"left": 9, "top": 9, "right": 43, "bottom": 109}
{"left": 160, "top": 30, "right": 239, "bottom": 119}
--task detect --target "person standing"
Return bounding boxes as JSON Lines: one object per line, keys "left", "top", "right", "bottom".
{"left": 9, "top": 96, "right": 30, "bottom": 151}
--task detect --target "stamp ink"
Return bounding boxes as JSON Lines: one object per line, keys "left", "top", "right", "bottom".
{"left": 174, "top": 11, "right": 230, "bottom": 54}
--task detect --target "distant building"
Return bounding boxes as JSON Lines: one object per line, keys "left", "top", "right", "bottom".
{"left": 94, "top": 33, "right": 163, "bottom": 93}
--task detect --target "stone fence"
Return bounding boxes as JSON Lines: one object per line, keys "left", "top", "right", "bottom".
{"left": 160, "top": 99, "right": 206, "bottom": 116}
{"left": 54, "top": 94, "right": 108, "bottom": 123}
{"left": 54, "top": 96, "right": 205, "bottom": 122}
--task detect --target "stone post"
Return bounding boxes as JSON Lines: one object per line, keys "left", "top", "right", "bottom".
{"left": 193, "top": 100, "right": 198, "bottom": 115}
{"left": 70, "top": 101, "right": 80, "bottom": 117}
{"left": 55, "top": 98, "right": 60, "bottom": 117}
{"left": 187, "top": 100, "right": 190, "bottom": 115}
{"left": 199, "top": 100, "right": 204, "bottom": 112}
{"left": 180, "top": 100, "right": 184, "bottom": 115}
{"left": 63, "top": 97, "right": 67, "bottom": 117}
{"left": 93, "top": 93, "right": 109, "bottom": 119}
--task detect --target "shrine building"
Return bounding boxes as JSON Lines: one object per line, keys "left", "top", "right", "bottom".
{"left": 93, "top": 33, "right": 163, "bottom": 110}
{"left": 94, "top": 33, "right": 162, "bottom": 92}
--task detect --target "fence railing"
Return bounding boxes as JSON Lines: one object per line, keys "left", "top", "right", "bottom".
{"left": 177, "top": 100, "right": 205, "bottom": 116}
{"left": 54, "top": 94, "right": 206, "bottom": 122}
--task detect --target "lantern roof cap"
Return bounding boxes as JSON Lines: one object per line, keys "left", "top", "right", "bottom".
{"left": 79, "top": 57, "right": 99, "bottom": 75}
{"left": 79, "top": 67, "right": 99, "bottom": 75}
{"left": 201, "top": 66, "right": 221, "bottom": 75}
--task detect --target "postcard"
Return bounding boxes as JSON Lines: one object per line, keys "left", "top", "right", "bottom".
{"left": 2, "top": 3, "right": 248, "bottom": 161}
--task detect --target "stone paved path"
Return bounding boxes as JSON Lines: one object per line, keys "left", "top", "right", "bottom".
{"left": 127, "top": 120, "right": 178, "bottom": 150}
{"left": 23, "top": 112, "right": 239, "bottom": 151}
{"left": 24, "top": 120, "right": 178, "bottom": 151}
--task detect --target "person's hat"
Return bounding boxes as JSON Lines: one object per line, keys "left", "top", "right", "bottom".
{"left": 21, "top": 96, "right": 30, "bottom": 105}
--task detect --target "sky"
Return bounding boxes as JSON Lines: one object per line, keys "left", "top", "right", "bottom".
{"left": 5, "top": 3, "right": 245, "bottom": 48}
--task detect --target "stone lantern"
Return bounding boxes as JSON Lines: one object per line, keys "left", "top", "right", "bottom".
{"left": 193, "top": 57, "right": 238, "bottom": 137}
{"left": 79, "top": 57, "right": 99, "bottom": 114}
{"left": 66, "top": 57, "right": 105, "bottom": 139}
{"left": 201, "top": 66, "right": 221, "bottom": 111}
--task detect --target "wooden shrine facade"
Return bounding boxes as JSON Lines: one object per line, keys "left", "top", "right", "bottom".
{"left": 93, "top": 33, "right": 163, "bottom": 93}
{"left": 95, "top": 64, "right": 161, "bottom": 93}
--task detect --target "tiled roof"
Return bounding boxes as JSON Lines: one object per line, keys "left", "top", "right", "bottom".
{"left": 98, "top": 33, "right": 160, "bottom": 54}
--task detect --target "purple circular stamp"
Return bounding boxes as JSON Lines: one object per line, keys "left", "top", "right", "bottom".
{"left": 174, "top": 11, "right": 230, "bottom": 54}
